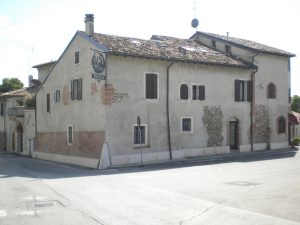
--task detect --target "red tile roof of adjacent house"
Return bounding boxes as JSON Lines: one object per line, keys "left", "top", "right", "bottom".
{"left": 0, "top": 88, "right": 28, "bottom": 98}
{"left": 192, "top": 31, "right": 295, "bottom": 57}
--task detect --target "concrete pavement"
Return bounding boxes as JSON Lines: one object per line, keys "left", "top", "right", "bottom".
{"left": 0, "top": 149, "right": 300, "bottom": 225}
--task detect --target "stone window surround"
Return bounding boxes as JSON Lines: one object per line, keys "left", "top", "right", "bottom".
{"left": 181, "top": 116, "right": 193, "bottom": 133}
{"left": 133, "top": 124, "right": 148, "bottom": 146}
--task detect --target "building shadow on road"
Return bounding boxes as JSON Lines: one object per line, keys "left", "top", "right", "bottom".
{"left": 0, "top": 150, "right": 298, "bottom": 179}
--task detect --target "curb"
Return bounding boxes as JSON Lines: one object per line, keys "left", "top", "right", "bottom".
{"left": 106, "top": 148, "right": 298, "bottom": 171}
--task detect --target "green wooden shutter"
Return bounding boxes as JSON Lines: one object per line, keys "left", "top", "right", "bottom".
{"left": 247, "top": 80, "right": 253, "bottom": 102}
{"left": 199, "top": 85, "right": 205, "bottom": 100}
{"left": 235, "top": 80, "right": 240, "bottom": 102}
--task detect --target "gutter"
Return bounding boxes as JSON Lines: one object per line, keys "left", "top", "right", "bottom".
{"left": 250, "top": 53, "right": 259, "bottom": 152}
{"left": 166, "top": 62, "right": 174, "bottom": 160}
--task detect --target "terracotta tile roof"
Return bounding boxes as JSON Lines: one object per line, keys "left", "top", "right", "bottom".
{"left": 0, "top": 88, "right": 28, "bottom": 98}
{"left": 194, "top": 31, "right": 295, "bottom": 57}
{"left": 91, "top": 32, "right": 253, "bottom": 68}
{"left": 289, "top": 111, "right": 300, "bottom": 125}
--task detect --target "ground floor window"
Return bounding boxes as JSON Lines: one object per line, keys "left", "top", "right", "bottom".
{"left": 134, "top": 125, "right": 147, "bottom": 145}
{"left": 67, "top": 126, "right": 73, "bottom": 144}
{"left": 181, "top": 117, "right": 193, "bottom": 133}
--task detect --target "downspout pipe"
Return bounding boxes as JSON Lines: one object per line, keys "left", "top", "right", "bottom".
{"left": 167, "top": 62, "right": 174, "bottom": 160}
{"left": 250, "top": 53, "right": 259, "bottom": 152}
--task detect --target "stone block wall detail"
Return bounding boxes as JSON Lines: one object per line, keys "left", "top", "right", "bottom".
{"left": 202, "top": 106, "right": 223, "bottom": 147}
{"left": 36, "top": 131, "right": 105, "bottom": 159}
{"left": 254, "top": 104, "right": 269, "bottom": 143}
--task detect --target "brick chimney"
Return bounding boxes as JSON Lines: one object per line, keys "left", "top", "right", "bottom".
{"left": 84, "top": 14, "right": 94, "bottom": 36}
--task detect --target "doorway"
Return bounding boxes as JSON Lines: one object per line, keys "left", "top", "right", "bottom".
{"left": 229, "top": 119, "right": 239, "bottom": 150}
{"left": 16, "top": 125, "right": 23, "bottom": 152}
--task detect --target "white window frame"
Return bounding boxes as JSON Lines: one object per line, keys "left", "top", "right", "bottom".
{"left": 133, "top": 124, "right": 148, "bottom": 146}
{"left": 181, "top": 117, "right": 193, "bottom": 133}
{"left": 144, "top": 72, "right": 159, "bottom": 100}
{"left": 67, "top": 125, "right": 73, "bottom": 145}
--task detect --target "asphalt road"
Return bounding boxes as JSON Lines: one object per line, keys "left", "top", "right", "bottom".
{"left": 0, "top": 150, "right": 300, "bottom": 225}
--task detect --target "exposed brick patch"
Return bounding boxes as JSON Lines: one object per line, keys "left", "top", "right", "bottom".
{"left": 101, "top": 83, "right": 115, "bottom": 105}
{"left": 91, "top": 82, "right": 98, "bottom": 95}
{"left": 36, "top": 131, "right": 105, "bottom": 159}
{"left": 62, "top": 85, "right": 70, "bottom": 105}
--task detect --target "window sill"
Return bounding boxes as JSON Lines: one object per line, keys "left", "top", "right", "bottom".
{"left": 133, "top": 145, "right": 150, "bottom": 149}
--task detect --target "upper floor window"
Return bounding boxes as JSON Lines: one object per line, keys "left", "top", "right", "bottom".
{"left": 0, "top": 103, "right": 4, "bottom": 116}
{"left": 225, "top": 45, "right": 232, "bottom": 54}
{"left": 145, "top": 73, "right": 158, "bottom": 99}
{"left": 75, "top": 51, "right": 79, "bottom": 64}
{"left": 71, "top": 78, "right": 82, "bottom": 101}
{"left": 192, "top": 85, "right": 205, "bottom": 100}
{"left": 180, "top": 84, "right": 189, "bottom": 100}
{"left": 267, "top": 83, "right": 276, "bottom": 99}
{"left": 54, "top": 90, "right": 60, "bottom": 102}
{"left": 46, "top": 93, "right": 50, "bottom": 112}
{"left": 235, "top": 80, "right": 252, "bottom": 102}
{"left": 278, "top": 116, "right": 286, "bottom": 134}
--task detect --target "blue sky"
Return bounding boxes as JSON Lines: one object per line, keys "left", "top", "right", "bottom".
{"left": 0, "top": 0, "right": 299, "bottom": 95}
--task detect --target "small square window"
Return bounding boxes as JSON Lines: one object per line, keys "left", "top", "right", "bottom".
{"left": 181, "top": 117, "right": 192, "bottom": 133}
{"left": 75, "top": 51, "right": 79, "bottom": 64}
{"left": 134, "top": 125, "right": 147, "bottom": 145}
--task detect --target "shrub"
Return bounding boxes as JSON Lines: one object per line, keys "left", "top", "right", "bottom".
{"left": 292, "top": 137, "right": 300, "bottom": 146}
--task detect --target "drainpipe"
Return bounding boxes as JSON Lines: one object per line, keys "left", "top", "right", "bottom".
{"left": 167, "top": 62, "right": 174, "bottom": 160}
{"left": 250, "top": 53, "right": 259, "bottom": 152}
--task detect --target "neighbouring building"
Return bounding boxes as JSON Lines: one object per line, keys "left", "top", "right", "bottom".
{"left": 34, "top": 14, "right": 295, "bottom": 168}
{"left": 0, "top": 61, "right": 55, "bottom": 155}
{"left": 289, "top": 111, "right": 300, "bottom": 139}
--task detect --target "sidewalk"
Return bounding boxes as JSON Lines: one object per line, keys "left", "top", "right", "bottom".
{"left": 108, "top": 147, "right": 299, "bottom": 171}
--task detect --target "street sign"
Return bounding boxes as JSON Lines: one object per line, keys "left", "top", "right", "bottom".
{"left": 92, "top": 74, "right": 106, "bottom": 80}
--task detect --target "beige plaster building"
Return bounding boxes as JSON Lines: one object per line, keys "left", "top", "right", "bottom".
{"left": 34, "top": 14, "right": 295, "bottom": 168}
{"left": 0, "top": 62, "right": 55, "bottom": 155}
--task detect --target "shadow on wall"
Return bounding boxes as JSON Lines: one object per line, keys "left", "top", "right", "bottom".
{"left": 0, "top": 150, "right": 298, "bottom": 179}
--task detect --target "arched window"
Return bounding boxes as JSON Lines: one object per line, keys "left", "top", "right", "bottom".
{"left": 278, "top": 116, "right": 286, "bottom": 134}
{"left": 267, "top": 83, "right": 276, "bottom": 99}
{"left": 180, "top": 84, "right": 188, "bottom": 100}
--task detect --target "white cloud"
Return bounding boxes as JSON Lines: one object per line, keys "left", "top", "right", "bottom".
{"left": 0, "top": 15, "right": 11, "bottom": 28}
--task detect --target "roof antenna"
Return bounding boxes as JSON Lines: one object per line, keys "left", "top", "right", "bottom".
{"left": 191, "top": 0, "right": 199, "bottom": 30}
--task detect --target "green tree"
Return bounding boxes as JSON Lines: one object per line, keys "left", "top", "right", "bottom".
{"left": 291, "top": 95, "right": 300, "bottom": 112}
{"left": 0, "top": 78, "right": 24, "bottom": 93}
